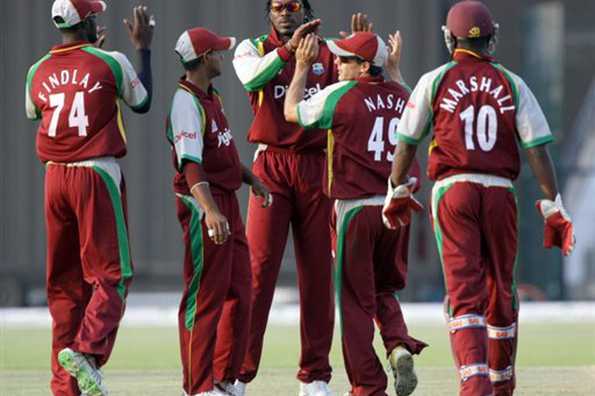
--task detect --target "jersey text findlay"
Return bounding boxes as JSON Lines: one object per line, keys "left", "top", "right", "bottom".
{"left": 439, "top": 74, "right": 515, "bottom": 114}
{"left": 36, "top": 69, "right": 104, "bottom": 103}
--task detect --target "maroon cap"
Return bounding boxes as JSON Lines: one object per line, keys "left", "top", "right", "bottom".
{"left": 327, "top": 32, "right": 388, "bottom": 66}
{"left": 175, "top": 28, "right": 236, "bottom": 63}
{"left": 446, "top": 1, "right": 495, "bottom": 38}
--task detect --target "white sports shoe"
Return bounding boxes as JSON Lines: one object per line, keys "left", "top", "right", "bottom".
{"left": 389, "top": 346, "right": 418, "bottom": 396}
{"left": 299, "top": 380, "right": 334, "bottom": 396}
{"left": 216, "top": 380, "right": 245, "bottom": 396}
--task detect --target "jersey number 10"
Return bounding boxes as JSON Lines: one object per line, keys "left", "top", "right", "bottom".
{"left": 460, "top": 104, "right": 498, "bottom": 151}
{"left": 48, "top": 92, "right": 89, "bottom": 138}
{"left": 368, "top": 116, "right": 400, "bottom": 162}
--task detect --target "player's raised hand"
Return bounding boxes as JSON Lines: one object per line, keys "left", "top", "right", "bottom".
{"left": 386, "top": 31, "right": 404, "bottom": 83}
{"left": 123, "top": 5, "right": 155, "bottom": 50}
{"left": 286, "top": 19, "right": 321, "bottom": 53}
{"left": 95, "top": 25, "right": 108, "bottom": 48}
{"left": 296, "top": 34, "right": 320, "bottom": 67}
{"left": 339, "top": 13, "right": 374, "bottom": 38}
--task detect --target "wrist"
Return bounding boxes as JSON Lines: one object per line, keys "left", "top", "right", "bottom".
{"left": 295, "top": 61, "right": 311, "bottom": 71}
{"left": 204, "top": 205, "right": 220, "bottom": 216}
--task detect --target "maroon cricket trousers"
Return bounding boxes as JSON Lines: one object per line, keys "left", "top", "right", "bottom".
{"left": 332, "top": 201, "right": 427, "bottom": 396}
{"left": 240, "top": 149, "right": 335, "bottom": 384}
{"left": 45, "top": 160, "right": 132, "bottom": 396}
{"left": 176, "top": 190, "right": 251, "bottom": 395}
{"left": 432, "top": 176, "right": 519, "bottom": 396}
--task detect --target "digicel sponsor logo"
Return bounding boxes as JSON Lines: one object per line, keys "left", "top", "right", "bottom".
{"left": 274, "top": 83, "right": 322, "bottom": 100}
{"left": 175, "top": 131, "right": 197, "bottom": 143}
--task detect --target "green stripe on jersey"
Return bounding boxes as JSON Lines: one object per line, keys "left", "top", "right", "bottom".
{"left": 431, "top": 61, "right": 457, "bottom": 102}
{"left": 243, "top": 35, "right": 286, "bottom": 92}
{"left": 300, "top": 80, "right": 357, "bottom": 130}
{"left": 82, "top": 47, "right": 123, "bottom": 96}
{"left": 320, "top": 81, "right": 357, "bottom": 129}
{"left": 491, "top": 63, "right": 520, "bottom": 109}
{"left": 26, "top": 54, "right": 52, "bottom": 119}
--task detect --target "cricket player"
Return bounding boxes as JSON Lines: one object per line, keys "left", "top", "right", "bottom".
{"left": 384, "top": 1, "right": 575, "bottom": 395}
{"left": 284, "top": 32, "right": 427, "bottom": 396}
{"left": 232, "top": 1, "right": 373, "bottom": 394}
{"left": 25, "top": 1, "right": 154, "bottom": 395}
{"left": 168, "top": 27, "right": 271, "bottom": 396}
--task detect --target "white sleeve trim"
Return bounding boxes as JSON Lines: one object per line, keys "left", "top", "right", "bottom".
{"left": 171, "top": 90, "right": 204, "bottom": 167}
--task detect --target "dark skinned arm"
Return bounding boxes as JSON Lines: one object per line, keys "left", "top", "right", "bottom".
{"left": 526, "top": 145, "right": 558, "bottom": 200}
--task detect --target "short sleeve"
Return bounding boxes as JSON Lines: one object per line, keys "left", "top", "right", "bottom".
{"left": 233, "top": 37, "right": 288, "bottom": 92}
{"left": 515, "top": 78, "right": 554, "bottom": 148}
{"left": 396, "top": 71, "right": 436, "bottom": 145}
{"left": 110, "top": 51, "right": 149, "bottom": 110}
{"left": 297, "top": 81, "right": 356, "bottom": 130}
{"left": 169, "top": 90, "right": 205, "bottom": 170}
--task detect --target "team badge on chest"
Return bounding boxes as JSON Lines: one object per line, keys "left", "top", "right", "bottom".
{"left": 312, "top": 63, "right": 325, "bottom": 76}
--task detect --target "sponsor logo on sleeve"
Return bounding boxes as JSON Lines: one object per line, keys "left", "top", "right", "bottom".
{"left": 174, "top": 131, "right": 197, "bottom": 143}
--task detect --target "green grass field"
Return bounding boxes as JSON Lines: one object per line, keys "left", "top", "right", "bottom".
{"left": 1, "top": 323, "right": 594, "bottom": 395}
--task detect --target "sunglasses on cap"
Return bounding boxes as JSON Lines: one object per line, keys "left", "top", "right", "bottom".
{"left": 271, "top": 1, "right": 302, "bottom": 13}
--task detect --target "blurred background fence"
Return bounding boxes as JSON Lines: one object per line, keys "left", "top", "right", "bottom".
{"left": 1, "top": 0, "right": 594, "bottom": 306}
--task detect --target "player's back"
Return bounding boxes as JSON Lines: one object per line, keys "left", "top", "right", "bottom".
{"left": 427, "top": 50, "right": 521, "bottom": 180}
{"left": 324, "top": 77, "right": 416, "bottom": 199}
{"left": 26, "top": 42, "right": 144, "bottom": 163}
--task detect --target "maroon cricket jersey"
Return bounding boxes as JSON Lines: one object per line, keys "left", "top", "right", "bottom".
{"left": 25, "top": 42, "right": 148, "bottom": 163}
{"left": 233, "top": 29, "right": 339, "bottom": 152}
{"left": 297, "top": 76, "right": 420, "bottom": 199}
{"left": 167, "top": 79, "right": 243, "bottom": 195}
{"left": 397, "top": 49, "right": 554, "bottom": 181}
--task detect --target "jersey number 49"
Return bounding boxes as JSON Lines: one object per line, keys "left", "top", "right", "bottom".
{"left": 368, "top": 116, "right": 400, "bottom": 162}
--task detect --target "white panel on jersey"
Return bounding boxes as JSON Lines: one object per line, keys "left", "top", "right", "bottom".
{"left": 233, "top": 39, "right": 283, "bottom": 86}
{"left": 397, "top": 64, "right": 452, "bottom": 144}
{"left": 108, "top": 50, "right": 149, "bottom": 109}
{"left": 297, "top": 81, "right": 352, "bottom": 128}
{"left": 170, "top": 90, "right": 204, "bottom": 168}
